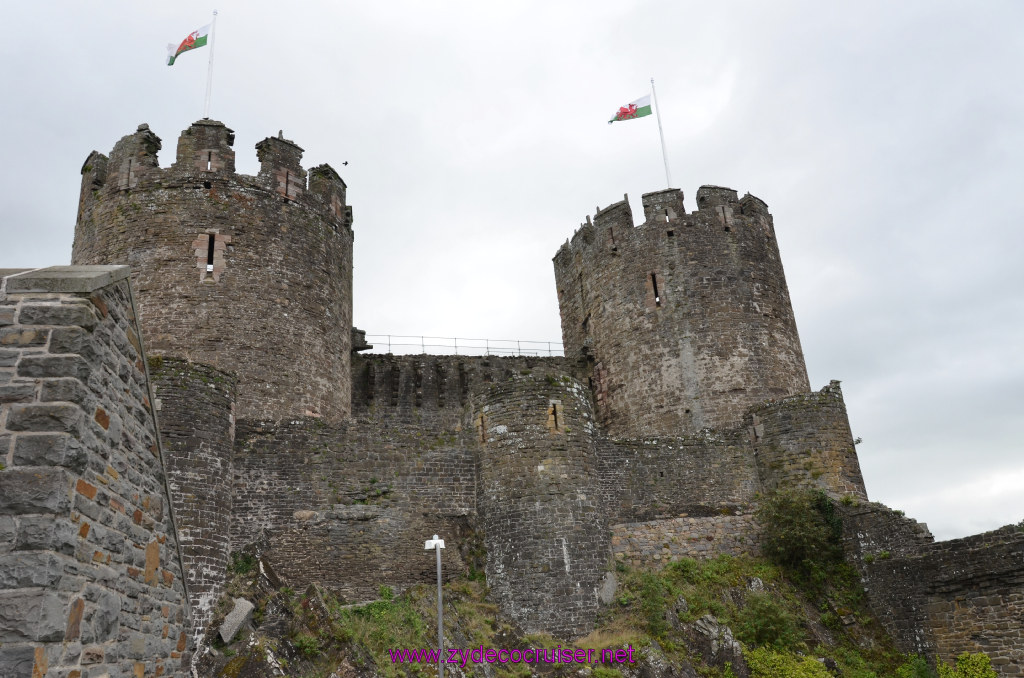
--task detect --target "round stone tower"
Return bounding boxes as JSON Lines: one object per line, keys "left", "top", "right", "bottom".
{"left": 552, "top": 186, "right": 809, "bottom": 437}
{"left": 73, "top": 120, "right": 353, "bottom": 423}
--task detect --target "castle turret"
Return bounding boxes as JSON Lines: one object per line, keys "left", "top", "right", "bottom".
{"left": 73, "top": 120, "right": 354, "bottom": 423}
{"left": 553, "top": 186, "right": 809, "bottom": 436}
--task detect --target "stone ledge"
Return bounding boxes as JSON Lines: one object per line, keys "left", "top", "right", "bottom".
{"left": 3, "top": 266, "right": 130, "bottom": 294}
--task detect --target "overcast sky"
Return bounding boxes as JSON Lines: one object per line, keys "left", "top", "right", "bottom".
{"left": 1, "top": 1, "right": 1021, "bottom": 541}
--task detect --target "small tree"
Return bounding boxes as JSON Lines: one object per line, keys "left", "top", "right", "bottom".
{"left": 937, "top": 653, "right": 998, "bottom": 678}
{"left": 757, "top": 489, "right": 843, "bottom": 579}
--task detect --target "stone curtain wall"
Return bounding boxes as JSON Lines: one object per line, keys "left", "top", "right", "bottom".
{"left": 594, "top": 434, "right": 760, "bottom": 525}
{"left": 0, "top": 267, "right": 190, "bottom": 678}
{"left": 478, "top": 374, "right": 608, "bottom": 639}
{"left": 150, "top": 358, "right": 236, "bottom": 643}
{"left": 611, "top": 514, "right": 762, "bottom": 565}
{"left": 72, "top": 121, "right": 354, "bottom": 424}
{"left": 843, "top": 504, "right": 1024, "bottom": 676}
{"left": 553, "top": 186, "right": 810, "bottom": 438}
{"left": 749, "top": 381, "right": 868, "bottom": 500}
{"left": 230, "top": 418, "right": 478, "bottom": 602}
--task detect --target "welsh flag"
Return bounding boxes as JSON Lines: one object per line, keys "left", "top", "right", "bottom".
{"left": 166, "top": 24, "right": 211, "bottom": 66}
{"left": 608, "top": 94, "right": 652, "bottom": 124}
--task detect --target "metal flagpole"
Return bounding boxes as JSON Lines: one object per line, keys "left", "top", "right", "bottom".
{"left": 203, "top": 10, "right": 218, "bottom": 119}
{"left": 651, "top": 77, "right": 672, "bottom": 188}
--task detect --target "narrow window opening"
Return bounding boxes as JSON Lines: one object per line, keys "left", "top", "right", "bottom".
{"left": 203, "top": 181, "right": 212, "bottom": 189}
{"left": 609, "top": 226, "right": 615, "bottom": 245}
{"left": 284, "top": 171, "right": 290, "bottom": 198}
{"left": 551, "top": 404, "right": 559, "bottom": 430}
{"left": 667, "top": 229, "right": 674, "bottom": 237}
{"left": 588, "top": 377, "right": 594, "bottom": 390}
{"left": 651, "top": 272, "right": 661, "bottom": 307}
{"left": 206, "top": 234, "right": 215, "bottom": 272}
{"left": 582, "top": 314, "right": 590, "bottom": 334}
{"left": 206, "top": 152, "right": 212, "bottom": 171}
{"left": 659, "top": 471, "right": 664, "bottom": 478}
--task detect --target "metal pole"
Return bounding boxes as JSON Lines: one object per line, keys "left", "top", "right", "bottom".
{"left": 651, "top": 77, "right": 672, "bottom": 188}
{"left": 435, "top": 541, "right": 444, "bottom": 678}
{"left": 203, "top": 10, "right": 218, "bottom": 119}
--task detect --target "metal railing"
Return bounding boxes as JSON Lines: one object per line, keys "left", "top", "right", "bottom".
{"left": 363, "top": 335, "right": 564, "bottom": 357}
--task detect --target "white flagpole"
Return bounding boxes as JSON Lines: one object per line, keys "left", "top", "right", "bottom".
{"left": 203, "top": 10, "right": 218, "bottom": 119}
{"left": 651, "top": 77, "right": 672, "bottom": 188}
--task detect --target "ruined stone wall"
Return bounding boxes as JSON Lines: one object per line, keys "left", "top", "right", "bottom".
{"left": 150, "top": 358, "right": 236, "bottom": 643}
{"left": 749, "top": 381, "right": 868, "bottom": 500}
{"left": 843, "top": 504, "right": 1024, "bottom": 676}
{"left": 72, "top": 121, "right": 353, "bottom": 424}
{"left": 0, "top": 267, "right": 190, "bottom": 678}
{"left": 611, "top": 514, "right": 761, "bottom": 566}
{"left": 477, "top": 374, "right": 608, "bottom": 639}
{"left": 553, "top": 186, "right": 809, "bottom": 437}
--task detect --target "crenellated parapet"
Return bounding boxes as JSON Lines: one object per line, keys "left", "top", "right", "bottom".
{"left": 554, "top": 185, "right": 809, "bottom": 437}
{"left": 72, "top": 120, "right": 354, "bottom": 423}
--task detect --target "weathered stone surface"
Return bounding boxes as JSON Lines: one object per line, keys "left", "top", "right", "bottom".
{"left": 219, "top": 598, "right": 255, "bottom": 643}
{"left": 5, "top": 403, "right": 82, "bottom": 433}
{"left": 0, "top": 645, "right": 36, "bottom": 678}
{"left": 16, "top": 303, "right": 98, "bottom": 330}
{"left": 0, "top": 468, "right": 72, "bottom": 514}
{"left": 0, "top": 590, "right": 66, "bottom": 642}
{"left": 12, "top": 433, "right": 87, "bottom": 471}
{"left": 0, "top": 552, "right": 66, "bottom": 588}
{"left": 17, "top": 354, "right": 91, "bottom": 380}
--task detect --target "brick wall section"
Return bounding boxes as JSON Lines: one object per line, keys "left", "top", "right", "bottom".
{"left": 0, "top": 266, "right": 190, "bottom": 678}
{"left": 749, "top": 381, "right": 868, "bottom": 500}
{"left": 553, "top": 186, "right": 810, "bottom": 437}
{"left": 477, "top": 374, "right": 608, "bottom": 639}
{"left": 843, "top": 504, "right": 1024, "bottom": 676}
{"left": 611, "top": 514, "right": 762, "bottom": 565}
{"left": 149, "top": 358, "right": 236, "bottom": 643}
{"left": 72, "top": 120, "right": 353, "bottom": 424}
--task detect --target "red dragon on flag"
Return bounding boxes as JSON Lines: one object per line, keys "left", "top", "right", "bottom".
{"left": 608, "top": 94, "right": 653, "bottom": 124}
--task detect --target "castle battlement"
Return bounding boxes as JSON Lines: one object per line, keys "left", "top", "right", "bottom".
{"left": 79, "top": 121, "right": 352, "bottom": 231}
{"left": 73, "top": 120, "right": 355, "bottom": 424}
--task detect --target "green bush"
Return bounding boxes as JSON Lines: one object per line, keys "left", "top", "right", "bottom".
{"left": 293, "top": 632, "right": 321, "bottom": 657}
{"left": 744, "top": 647, "right": 831, "bottom": 677}
{"left": 757, "top": 489, "right": 843, "bottom": 579}
{"left": 732, "top": 593, "right": 801, "bottom": 651}
{"left": 895, "top": 655, "right": 938, "bottom": 678}
{"left": 937, "top": 653, "right": 997, "bottom": 678}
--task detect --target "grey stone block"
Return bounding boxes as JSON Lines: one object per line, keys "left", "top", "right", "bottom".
{"left": 4, "top": 265, "right": 129, "bottom": 295}
{"left": 39, "top": 377, "right": 91, "bottom": 406}
{"left": 17, "top": 354, "right": 91, "bottom": 380}
{"left": 0, "top": 384, "right": 35, "bottom": 404}
{"left": 12, "top": 433, "right": 88, "bottom": 472}
{"left": 0, "top": 306, "right": 15, "bottom": 327}
{"left": 0, "top": 349, "right": 18, "bottom": 367}
{"left": 83, "top": 585, "right": 120, "bottom": 643}
{"left": 598, "top": 571, "right": 617, "bottom": 605}
{"left": 5, "top": 403, "right": 82, "bottom": 433}
{"left": 0, "top": 468, "right": 72, "bottom": 515}
{"left": 14, "top": 515, "right": 78, "bottom": 554}
{"left": 16, "top": 302, "right": 99, "bottom": 330}
{"left": 0, "top": 644, "right": 36, "bottom": 678}
{"left": 0, "top": 552, "right": 65, "bottom": 588}
{"left": 0, "top": 590, "right": 66, "bottom": 642}
{"left": 219, "top": 597, "right": 255, "bottom": 643}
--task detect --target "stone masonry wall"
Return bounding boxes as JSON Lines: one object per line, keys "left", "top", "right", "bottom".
{"left": 230, "top": 417, "right": 478, "bottom": 603}
{"left": 72, "top": 121, "right": 353, "bottom": 424}
{"left": 749, "top": 381, "right": 868, "bottom": 500}
{"left": 0, "top": 267, "right": 190, "bottom": 678}
{"left": 553, "top": 186, "right": 810, "bottom": 437}
{"left": 842, "top": 503, "right": 1024, "bottom": 676}
{"left": 611, "top": 514, "right": 762, "bottom": 566}
{"left": 477, "top": 374, "right": 608, "bottom": 639}
{"left": 595, "top": 433, "right": 759, "bottom": 525}
{"left": 150, "top": 358, "right": 236, "bottom": 644}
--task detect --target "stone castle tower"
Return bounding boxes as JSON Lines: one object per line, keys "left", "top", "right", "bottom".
{"left": 553, "top": 186, "right": 809, "bottom": 437}
{"left": 2, "top": 119, "right": 1015, "bottom": 678}
{"left": 73, "top": 120, "right": 354, "bottom": 423}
